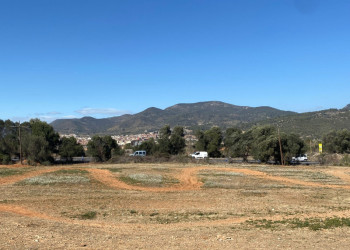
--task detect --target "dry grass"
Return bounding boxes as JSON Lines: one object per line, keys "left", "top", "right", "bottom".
{"left": 1, "top": 163, "right": 350, "bottom": 249}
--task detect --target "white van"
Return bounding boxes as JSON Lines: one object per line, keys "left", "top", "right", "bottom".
{"left": 190, "top": 151, "right": 208, "bottom": 159}
{"left": 130, "top": 150, "right": 146, "bottom": 157}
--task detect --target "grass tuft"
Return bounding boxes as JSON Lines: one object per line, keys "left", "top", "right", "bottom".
{"left": 80, "top": 211, "right": 97, "bottom": 220}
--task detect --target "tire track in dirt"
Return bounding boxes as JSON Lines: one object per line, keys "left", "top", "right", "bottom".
{"left": 0, "top": 204, "right": 125, "bottom": 231}
{"left": 2, "top": 165, "right": 350, "bottom": 231}
{"left": 228, "top": 168, "right": 350, "bottom": 189}
{"left": 0, "top": 204, "right": 54, "bottom": 220}
{"left": 2, "top": 203, "right": 350, "bottom": 231}
{"left": 2, "top": 165, "right": 350, "bottom": 191}
{"left": 88, "top": 166, "right": 350, "bottom": 192}
{"left": 86, "top": 168, "right": 204, "bottom": 192}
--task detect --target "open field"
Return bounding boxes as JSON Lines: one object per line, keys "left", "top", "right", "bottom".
{"left": 1, "top": 163, "right": 350, "bottom": 249}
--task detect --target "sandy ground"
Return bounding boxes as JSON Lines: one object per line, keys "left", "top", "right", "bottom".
{"left": 1, "top": 163, "right": 350, "bottom": 249}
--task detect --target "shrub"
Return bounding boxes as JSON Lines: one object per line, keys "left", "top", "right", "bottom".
{"left": 80, "top": 211, "right": 97, "bottom": 220}
{"left": 0, "top": 154, "right": 11, "bottom": 165}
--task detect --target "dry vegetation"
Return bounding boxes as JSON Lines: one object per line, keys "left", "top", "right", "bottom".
{"left": 1, "top": 163, "right": 350, "bottom": 249}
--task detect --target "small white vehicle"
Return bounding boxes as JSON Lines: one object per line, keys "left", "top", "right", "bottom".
{"left": 130, "top": 150, "right": 146, "bottom": 157}
{"left": 292, "top": 154, "right": 308, "bottom": 162}
{"left": 190, "top": 151, "right": 208, "bottom": 159}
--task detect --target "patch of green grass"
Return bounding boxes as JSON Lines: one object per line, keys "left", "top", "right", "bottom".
{"left": 247, "top": 219, "right": 278, "bottom": 229}
{"left": 79, "top": 211, "right": 97, "bottom": 220}
{"left": 53, "top": 169, "right": 88, "bottom": 175}
{"left": 130, "top": 210, "right": 138, "bottom": 214}
{"left": 247, "top": 217, "right": 350, "bottom": 231}
{"left": 0, "top": 168, "right": 26, "bottom": 177}
{"left": 119, "top": 176, "right": 144, "bottom": 185}
{"left": 18, "top": 175, "right": 90, "bottom": 185}
{"left": 200, "top": 171, "right": 244, "bottom": 177}
{"left": 0, "top": 199, "right": 14, "bottom": 203}
{"left": 163, "top": 176, "right": 180, "bottom": 185}
{"left": 119, "top": 173, "right": 179, "bottom": 187}
{"left": 17, "top": 169, "right": 90, "bottom": 185}
{"left": 202, "top": 180, "right": 240, "bottom": 189}
{"left": 256, "top": 168, "right": 345, "bottom": 185}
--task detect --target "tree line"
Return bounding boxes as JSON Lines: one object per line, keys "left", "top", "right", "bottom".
{"left": 1, "top": 118, "right": 350, "bottom": 165}
{"left": 0, "top": 119, "right": 84, "bottom": 165}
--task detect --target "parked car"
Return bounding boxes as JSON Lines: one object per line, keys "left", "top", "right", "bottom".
{"left": 292, "top": 154, "right": 308, "bottom": 162}
{"left": 130, "top": 150, "right": 146, "bottom": 157}
{"left": 190, "top": 151, "right": 208, "bottom": 159}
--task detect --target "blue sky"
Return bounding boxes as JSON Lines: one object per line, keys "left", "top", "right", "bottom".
{"left": 0, "top": 0, "right": 349, "bottom": 122}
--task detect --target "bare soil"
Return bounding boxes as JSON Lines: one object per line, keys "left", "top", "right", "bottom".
{"left": 1, "top": 163, "right": 350, "bottom": 249}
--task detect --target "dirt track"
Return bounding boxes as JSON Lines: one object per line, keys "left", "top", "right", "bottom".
{"left": 1, "top": 164, "right": 350, "bottom": 223}
{"left": 3, "top": 165, "right": 350, "bottom": 191}
{"left": 86, "top": 167, "right": 203, "bottom": 192}
{"left": 1, "top": 163, "right": 350, "bottom": 249}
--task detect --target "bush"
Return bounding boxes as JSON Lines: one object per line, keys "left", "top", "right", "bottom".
{"left": 316, "top": 153, "right": 349, "bottom": 166}
{"left": 0, "top": 154, "right": 11, "bottom": 165}
{"left": 341, "top": 154, "right": 350, "bottom": 166}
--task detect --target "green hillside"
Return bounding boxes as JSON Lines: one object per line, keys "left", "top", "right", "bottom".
{"left": 247, "top": 108, "right": 350, "bottom": 138}
{"left": 51, "top": 101, "right": 350, "bottom": 138}
{"left": 51, "top": 101, "right": 295, "bottom": 135}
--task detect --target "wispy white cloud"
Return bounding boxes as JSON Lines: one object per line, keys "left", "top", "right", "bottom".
{"left": 10, "top": 111, "right": 64, "bottom": 123}
{"left": 75, "top": 108, "right": 129, "bottom": 116}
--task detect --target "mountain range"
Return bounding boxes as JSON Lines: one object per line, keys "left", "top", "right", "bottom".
{"left": 51, "top": 101, "right": 350, "bottom": 138}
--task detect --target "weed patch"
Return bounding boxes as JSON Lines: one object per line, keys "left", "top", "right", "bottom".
{"left": 247, "top": 217, "right": 350, "bottom": 231}
{"left": 0, "top": 168, "right": 27, "bottom": 177}
{"left": 18, "top": 175, "right": 90, "bottom": 185}
{"left": 79, "top": 211, "right": 97, "bottom": 220}
{"left": 52, "top": 169, "right": 88, "bottom": 175}
{"left": 119, "top": 173, "right": 179, "bottom": 187}
{"left": 149, "top": 211, "right": 224, "bottom": 224}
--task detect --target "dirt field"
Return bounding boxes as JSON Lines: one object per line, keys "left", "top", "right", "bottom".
{"left": 1, "top": 163, "right": 350, "bottom": 249}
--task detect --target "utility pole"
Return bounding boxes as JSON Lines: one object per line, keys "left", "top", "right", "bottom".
{"left": 11, "top": 121, "right": 29, "bottom": 165}
{"left": 277, "top": 127, "right": 284, "bottom": 165}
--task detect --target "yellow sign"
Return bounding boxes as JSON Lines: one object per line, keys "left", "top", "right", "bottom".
{"left": 319, "top": 143, "right": 323, "bottom": 153}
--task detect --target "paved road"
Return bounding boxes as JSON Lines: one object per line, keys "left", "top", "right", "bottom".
{"left": 209, "top": 158, "right": 320, "bottom": 165}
